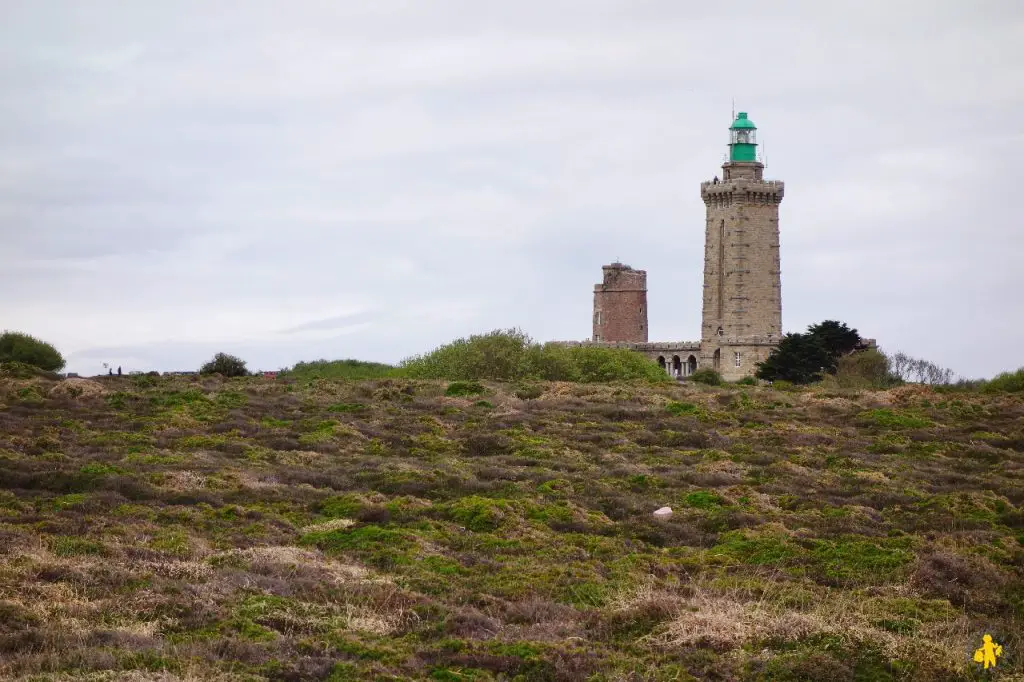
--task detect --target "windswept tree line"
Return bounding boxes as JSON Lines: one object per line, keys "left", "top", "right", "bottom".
{"left": 752, "top": 320, "right": 962, "bottom": 389}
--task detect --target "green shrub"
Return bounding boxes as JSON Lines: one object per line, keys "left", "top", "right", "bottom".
{"left": 401, "top": 329, "right": 667, "bottom": 383}
{"left": 565, "top": 345, "right": 668, "bottom": 383}
{"left": 326, "top": 402, "right": 368, "bottom": 413}
{"left": 513, "top": 384, "right": 544, "bottom": 400}
{"left": 689, "top": 369, "right": 722, "bottom": 386}
{"left": 199, "top": 352, "right": 249, "bottom": 377}
{"left": 712, "top": 530, "right": 797, "bottom": 565}
{"left": 0, "top": 331, "right": 65, "bottom": 372}
{"left": 520, "top": 343, "right": 578, "bottom": 381}
{"left": 444, "top": 496, "right": 510, "bottom": 532}
{"left": 285, "top": 359, "right": 398, "bottom": 380}
{"left": 833, "top": 349, "right": 901, "bottom": 389}
{"left": 446, "top": 381, "right": 485, "bottom": 397}
{"left": 665, "top": 401, "right": 704, "bottom": 417}
{"left": 859, "top": 409, "right": 932, "bottom": 429}
{"left": 0, "top": 360, "right": 61, "bottom": 380}
{"left": 984, "top": 367, "right": 1024, "bottom": 393}
{"left": 302, "top": 524, "right": 409, "bottom": 553}
{"left": 769, "top": 379, "right": 800, "bottom": 392}
{"left": 403, "top": 329, "right": 534, "bottom": 381}
{"left": 810, "top": 537, "right": 914, "bottom": 584}
{"left": 683, "top": 490, "right": 724, "bottom": 509}
{"left": 50, "top": 536, "right": 107, "bottom": 557}
{"left": 735, "top": 376, "right": 757, "bottom": 386}
{"left": 321, "top": 494, "right": 363, "bottom": 518}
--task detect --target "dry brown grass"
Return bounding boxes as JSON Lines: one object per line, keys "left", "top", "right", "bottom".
{"left": 641, "top": 581, "right": 974, "bottom": 670}
{"left": 47, "top": 378, "right": 108, "bottom": 399}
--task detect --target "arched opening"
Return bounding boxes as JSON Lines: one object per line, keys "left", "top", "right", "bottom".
{"left": 672, "top": 355, "right": 681, "bottom": 378}
{"left": 687, "top": 355, "right": 698, "bottom": 375}
{"left": 713, "top": 349, "right": 721, "bottom": 371}
{"left": 657, "top": 356, "right": 666, "bottom": 372}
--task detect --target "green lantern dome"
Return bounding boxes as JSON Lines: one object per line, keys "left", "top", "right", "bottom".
{"left": 728, "top": 112, "right": 758, "bottom": 162}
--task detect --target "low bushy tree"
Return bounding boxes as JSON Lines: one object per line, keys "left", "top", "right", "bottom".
{"left": 0, "top": 331, "right": 65, "bottom": 372}
{"left": 199, "top": 352, "right": 249, "bottom": 377}
{"left": 756, "top": 320, "right": 877, "bottom": 385}
{"left": 756, "top": 332, "right": 833, "bottom": 384}
{"left": 806, "top": 320, "right": 862, "bottom": 372}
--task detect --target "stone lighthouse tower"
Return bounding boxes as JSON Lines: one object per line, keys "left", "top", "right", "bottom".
{"left": 699, "top": 112, "right": 784, "bottom": 380}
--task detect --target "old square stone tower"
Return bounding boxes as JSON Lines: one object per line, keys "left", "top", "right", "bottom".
{"left": 562, "top": 111, "right": 784, "bottom": 381}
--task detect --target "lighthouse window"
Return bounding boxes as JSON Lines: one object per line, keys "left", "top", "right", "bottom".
{"left": 734, "top": 352, "right": 742, "bottom": 367}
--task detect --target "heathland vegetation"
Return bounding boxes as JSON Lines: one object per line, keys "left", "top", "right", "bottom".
{"left": 0, "top": 328, "right": 1022, "bottom": 679}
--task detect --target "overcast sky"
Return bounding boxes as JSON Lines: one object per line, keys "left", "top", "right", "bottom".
{"left": 1, "top": 1, "right": 1021, "bottom": 378}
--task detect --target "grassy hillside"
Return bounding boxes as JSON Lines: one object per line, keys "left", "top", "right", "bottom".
{"left": 0, "top": 374, "right": 1021, "bottom": 680}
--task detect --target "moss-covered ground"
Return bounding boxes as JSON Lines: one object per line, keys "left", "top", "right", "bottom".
{"left": 0, "top": 374, "right": 1021, "bottom": 680}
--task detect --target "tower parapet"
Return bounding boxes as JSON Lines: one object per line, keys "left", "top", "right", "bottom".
{"left": 700, "top": 179, "right": 784, "bottom": 205}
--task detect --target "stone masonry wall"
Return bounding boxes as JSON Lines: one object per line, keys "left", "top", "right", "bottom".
{"left": 700, "top": 161, "right": 783, "bottom": 347}
{"left": 699, "top": 341, "right": 777, "bottom": 382}
{"left": 592, "top": 263, "right": 648, "bottom": 343}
